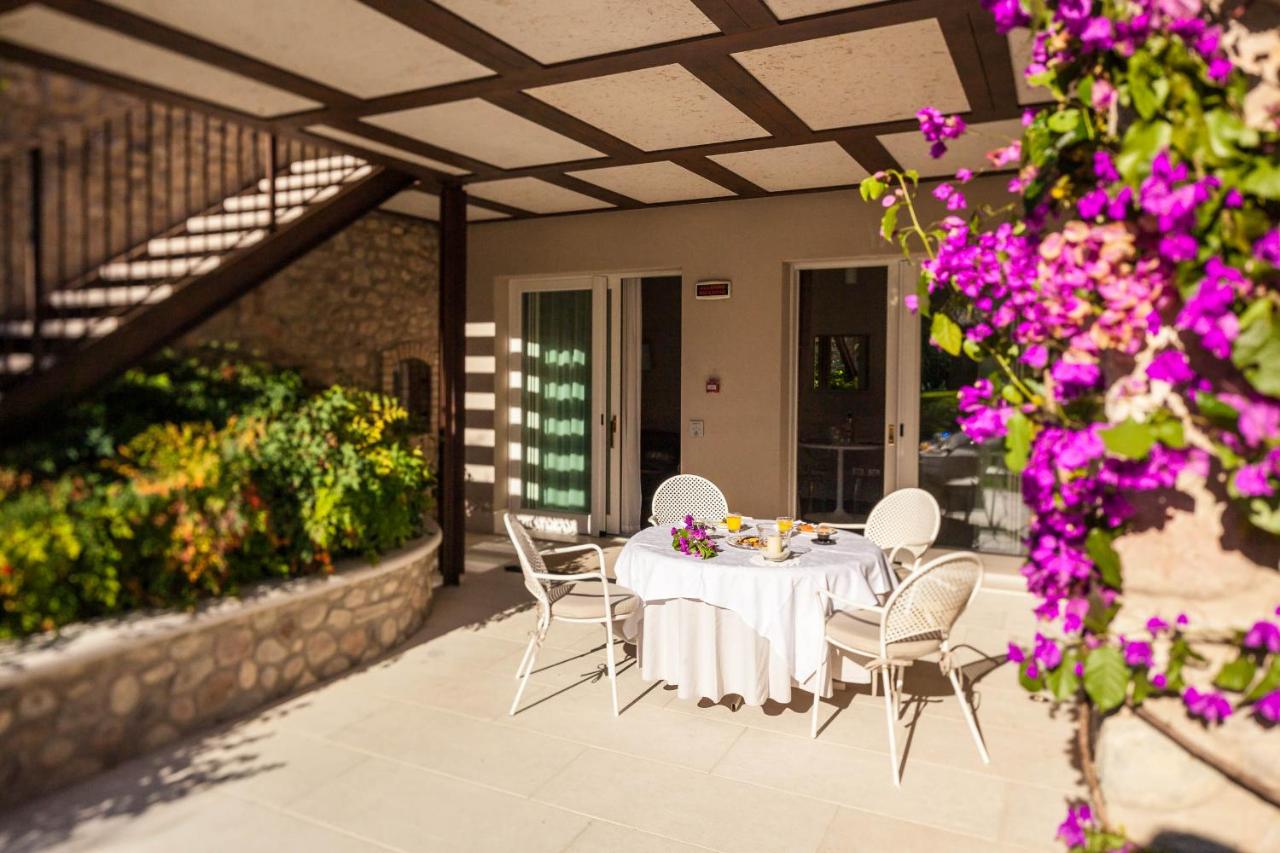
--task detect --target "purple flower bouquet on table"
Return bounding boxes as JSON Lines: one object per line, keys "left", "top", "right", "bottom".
{"left": 670, "top": 515, "right": 719, "bottom": 560}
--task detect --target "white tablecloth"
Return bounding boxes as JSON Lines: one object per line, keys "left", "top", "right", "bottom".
{"left": 614, "top": 521, "right": 894, "bottom": 704}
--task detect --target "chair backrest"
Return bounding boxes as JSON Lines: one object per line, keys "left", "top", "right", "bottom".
{"left": 650, "top": 474, "right": 729, "bottom": 526}
{"left": 880, "top": 552, "right": 983, "bottom": 653}
{"left": 503, "top": 512, "right": 552, "bottom": 610}
{"left": 863, "top": 487, "right": 941, "bottom": 557}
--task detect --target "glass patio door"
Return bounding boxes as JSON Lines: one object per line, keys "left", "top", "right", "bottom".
{"left": 508, "top": 276, "right": 609, "bottom": 535}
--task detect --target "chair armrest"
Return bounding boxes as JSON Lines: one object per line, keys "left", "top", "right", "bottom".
{"left": 817, "top": 587, "right": 885, "bottom": 615}
{"left": 539, "top": 543, "right": 607, "bottom": 574}
{"left": 885, "top": 541, "right": 932, "bottom": 565}
{"left": 527, "top": 569, "right": 606, "bottom": 584}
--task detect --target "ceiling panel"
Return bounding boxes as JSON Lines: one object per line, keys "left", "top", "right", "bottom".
{"left": 762, "top": 0, "right": 881, "bottom": 20}
{"left": 380, "top": 190, "right": 509, "bottom": 222}
{"left": 708, "top": 141, "right": 866, "bottom": 191}
{"left": 101, "top": 0, "right": 492, "bottom": 99}
{"left": 526, "top": 64, "right": 768, "bottom": 152}
{"left": 878, "top": 118, "right": 1025, "bottom": 178}
{"left": 432, "top": 0, "right": 719, "bottom": 64}
{"left": 1008, "top": 28, "right": 1052, "bottom": 105}
{"left": 363, "top": 99, "right": 605, "bottom": 169}
{"left": 733, "top": 19, "right": 969, "bottom": 130}
{"left": 567, "top": 161, "right": 732, "bottom": 204}
{"left": 304, "top": 126, "right": 470, "bottom": 175}
{"left": 466, "top": 178, "right": 614, "bottom": 214}
{"left": 0, "top": 5, "right": 318, "bottom": 117}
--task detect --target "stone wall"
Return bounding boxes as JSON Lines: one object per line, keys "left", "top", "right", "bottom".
{"left": 184, "top": 210, "right": 442, "bottom": 451}
{"left": 0, "top": 529, "right": 440, "bottom": 810}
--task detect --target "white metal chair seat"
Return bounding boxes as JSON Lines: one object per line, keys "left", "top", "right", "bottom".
{"left": 504, "top": 512, "right": 635, "bottom": 717}
{"left": 811, "top": 551, "right": 989, "bottom": 786}
{"left": 547, "top": 581, "right": 640, "bottom": 620}
{"left": 830, "top": 486, "right": 941, "bottom": 574}
{"left": 648, "top": 473, "right": 729, "bottom": 526}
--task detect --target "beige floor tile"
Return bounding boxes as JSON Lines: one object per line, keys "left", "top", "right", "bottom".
{"left": 710, "top": 726, "right": 1008, "bottom": 841}
{"left": 537, "top": 748, "right": 838, "bottom": 853}
{"left": 502, "top": 687, "right": 746, "bottom": 772}
{"left": 288, "top": 756, "right": 590, "bottom": 853}
{"left": 564, "top": 821, "right": 714, "bottom": 853}
{"left": 363, "top": 665, "right": 554, "bottom": 721}
{"left": 998, "top": 782, "right": 1079, "bottom": 850}
{"left": 192, "top": 728, "right": 370, "bottom": 809}
{"left": 326, "top": 701, "right": 585, "bottom": 796}
{"left": 816, "top": 807, "right": 1033, "bottom": 853}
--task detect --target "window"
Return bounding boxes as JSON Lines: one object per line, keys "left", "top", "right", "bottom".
{"left": 812, "top": 334, "right": 869, "bottom": 391}
{"left": 393, "top": 358, "right": 432, "bottom": 432}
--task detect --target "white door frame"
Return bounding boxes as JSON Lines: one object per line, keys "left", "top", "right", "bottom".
{"left": 784, "top": 256, "right": 918, "bottom": 517}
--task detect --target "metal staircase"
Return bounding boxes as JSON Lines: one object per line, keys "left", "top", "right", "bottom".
{"left": 0, "top": 105, "right": 412, "bottom": 431}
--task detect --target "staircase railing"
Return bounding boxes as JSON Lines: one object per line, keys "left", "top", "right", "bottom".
{"left": 0, "top": 104, "right": 361, "bottom": 379}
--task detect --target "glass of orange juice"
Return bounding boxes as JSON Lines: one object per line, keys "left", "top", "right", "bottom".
{"left": 776, "top": 515, "right": 794, "bottom": 535}
{"left": 725, "top": 513, "right": 742, "bottom": 533}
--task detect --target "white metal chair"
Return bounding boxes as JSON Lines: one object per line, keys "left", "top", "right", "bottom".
{"left": 504, "top": 513, "right": 639, "bottom": 717}
{"left": 830, "top": 487, "right": 941, "bottom": 575}
{"left": 648, "top": 473, "right": 729, "bottom": 527}
{"left": 811, "top": 552, "right": 989, "bottom": 786}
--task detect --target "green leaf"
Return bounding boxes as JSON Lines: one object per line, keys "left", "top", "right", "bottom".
{"left": 1048, "top": 108, "right": 1082, "bottom": 133}
{"left": 880, "top": 204, "right": 899, "bottom": 241}
{"left": 1232, "top": 298, "right": 1280, "bottom": 396}
{"left": 1101, "top": 419, "right": 1156, "bottom": 460}
{"left": 930, "top": 312, "right": 963, "bottom": 356}
{"left": 1000, "top": 383, "right": 1024, "bottom": 406}
{"left": 1004, "top": 411, "right": 1033, "bottom": 473}
{"left": 1117, "top": 120, "right": 1173, "bottom": 182}
{"left": 1214, "top": 656, "right": 1258, "bottom": 693}
{"left": 1248, "top": 499, "right": 1280, "bottom": 534}
{"left": 1153, "top": 418, "right": 1186, "bottom": 449}
{"left": 1084, "top": 646, "right": 1129, "bottom": 713}
{"left": 1204, "top": 108, "right": 1259, "bottom": 161}
{"left": 1131, "top": 671, "right": 1156, "bottom": 705}
{"left": 1195, "top": 392, "right": 1240, "bottom": 423}
{"left": 1245, "top": 656, "right": 1280, "bottom": 702}
{"left": 1085, "top": 528, "right": 1123, "bottom": 589}
{"left": 1046, "top": 657, "right": 1080, "bottom": 701}
{"left": 1018, "top": 659, "right": 1045, "bottom": 692}
{"left": 859, "top": 176, "right": 886, "bottom": 202}
{"left": 1242, "top": 160, "right": 1280, "bottom": 199}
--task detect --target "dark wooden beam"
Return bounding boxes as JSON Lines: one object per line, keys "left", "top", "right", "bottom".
{"left": 332, "top": 119, "right": 495, "bottom": 175}
{"left": 438, "top": 184, "right": 467, "bottom": 585}
{"left": 290, "top": 0, "right": 959, "bottom": 123}
{"left": 0, "top": 166, "right": 413, "bottom": 432}
{"left": 357, "top": 0, "right": 538, "bottom": 73}
{"left": 45, "top": 0, "right": 360, "bottom": 109}
{"left": 938, "top": 9, "right": 994, "bottom": 114}
{"left": 293, "top": 129, "right": 446, "bottom": 192}
{"left": 723, "top": 0, "right": 779, "bottom": 29}
{"left": 539, "top": 173, "right": 641, "bottom": 210}
{"left": 485, "top": 92, "right": 641, "bottom": 158}
{"left": 835, "top": 136, "right": 901, "bottom": 175}
{"left": 668, "top": 153, "right": 764, "bottom": 197}
{"left": 688, "top": 0, "right": 752, "bottom": 34}
{"left": 682, "top": 53, "right": 809, "bottom": 137}
{"left": 968, "top": 7, "right": 1022, "bottom": 111}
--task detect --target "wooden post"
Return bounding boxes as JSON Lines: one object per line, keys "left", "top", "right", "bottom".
{"left": 439, "top": 184, "right": 467, "bottom": 585}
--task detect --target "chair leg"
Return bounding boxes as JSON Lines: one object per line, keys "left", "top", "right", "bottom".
{"left": 811, "top": 655, "right": 825, "bottom": 739}
{"left": 949, "top": 668, "right": 990, "bottom": 764}
{"left": 882, "top": 667, "right": 900, "bottom": 787}
{"left": 514, "top": 632, "right": 538, "bottom": 680}
{"left": 510, "top": 632, "right": 543, "bottom": 716}
{"left": 604, "top": 622, "right": 620, "bottom": 717}
{"left": 894, "top": 666, "right": 905, "bottom": 719}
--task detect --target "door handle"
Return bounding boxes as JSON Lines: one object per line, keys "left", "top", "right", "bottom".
{"left": 610, "top": 414, "right": 618, "bottom": 449}
{"left": 886, "top": 422, "right": 895, "bottom": 446}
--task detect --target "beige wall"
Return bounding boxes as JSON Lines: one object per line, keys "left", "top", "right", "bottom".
{"left": 466, "top": 180, "right": 1006, "bottom": 532}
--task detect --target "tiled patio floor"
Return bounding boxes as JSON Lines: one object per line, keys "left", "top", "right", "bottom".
{"left": 0, "top": 535, "right": 1082, "bottom": 852}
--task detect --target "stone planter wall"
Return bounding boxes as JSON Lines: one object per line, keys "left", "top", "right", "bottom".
{"left": 0, "top": 527, "right": 441, "bottom": 810}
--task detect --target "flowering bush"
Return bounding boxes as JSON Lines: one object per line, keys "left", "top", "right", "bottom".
{"left": 862, "top": 0, "right": 1278, "bottom": 848}
{"left": 0, "top": 348, "right": 432, "bottom": 638}
{"left": 670, "top": 515, "right": 720, "bottom": 559}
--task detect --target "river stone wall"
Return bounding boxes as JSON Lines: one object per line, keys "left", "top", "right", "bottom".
{"left": 0, "top": 529, "right": 440, "bottom": 810}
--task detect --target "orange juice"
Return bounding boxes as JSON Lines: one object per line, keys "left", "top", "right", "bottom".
{"left": 777, "top": 516, "right": 794, "bottom": 534}
{"left": 725, "top": 514, "right": 742, "bottom": 533}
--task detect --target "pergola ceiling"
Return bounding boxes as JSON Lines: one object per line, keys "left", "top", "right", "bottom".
{"left": 0, "top": 0, "right": 1025, "bottom": 222}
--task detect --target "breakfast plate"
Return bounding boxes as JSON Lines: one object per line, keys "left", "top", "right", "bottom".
{"left": 726, "top": 534, "right": 765, "bottom": 550}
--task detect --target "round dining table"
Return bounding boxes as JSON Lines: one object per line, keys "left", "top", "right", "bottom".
{"left": 614, "top": 520, "right": 894, "bottom": 706}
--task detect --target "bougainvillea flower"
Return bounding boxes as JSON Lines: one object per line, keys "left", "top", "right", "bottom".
{"left": 1123, "top": 640, "right": 1154, "bottom": 667}
{"left": 1255, "top": 690, "right": 1280, "bottom": 723}
{"left": 1183, "top": 686, "right": 1233, "bottom": 723}
{"left": 1243, "top": 620, "right": 1280, "bottom": 653}
{"left": 1056, "top": 803, "right": 1093, "bottom": 848}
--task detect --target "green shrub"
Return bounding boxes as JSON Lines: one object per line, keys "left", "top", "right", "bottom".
{"left": 0, "top": 348, "right": 432, "bottom": 639}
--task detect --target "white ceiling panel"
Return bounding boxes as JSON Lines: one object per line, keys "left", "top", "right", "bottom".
{"left": 567, "top": 161, "right": 732, "bottom": 204}
{"left": 101, "top": 0, "right": 492, "bottom": 99}
{"left": 709, "top": 141, "right": 866, "bottom": 191}
{"left": 306, "top": 126, "right": 470, "bottom": 175}
{"left": 0, "top": 5, "right": 317, "bottom": 116}
{"left": 526, "top": 64, "right": 768, "bottom": 152}
{"left": 1008, "top": 28, "right": 1052, "bottom": 105}
{"left": 380, "top": 190, "right": 509, "bottom": 222}
{"left": 762, "top": 0, "right": 881, "bottom": 20}
{"left": 465, "top": 178, "right": 614, "bottom": 214}
{"left": 363, "top": 99, "right": 604, "bottom": 169}
{"left": 432, "top": 0, "right": 719, "bottom": 64}
{"left": 878, "top": 118, "right": 1025, "bottom": 178}
{"left": 733, "top": 19, "right": 969, "bottom": 130}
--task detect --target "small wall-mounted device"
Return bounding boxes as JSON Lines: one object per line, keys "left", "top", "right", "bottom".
{"left": 695, "top": 279, "right": 731, "bottom": 300}
{"left": 705, "top": 376, "right": 721, "bottom": 394}
{"left": 689, "top": 419, "right": 705, "bottom": 437}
